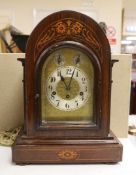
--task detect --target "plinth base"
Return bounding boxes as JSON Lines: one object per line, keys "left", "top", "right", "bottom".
{"left": 12, "top": 131, "right": 123, "bottom": 164}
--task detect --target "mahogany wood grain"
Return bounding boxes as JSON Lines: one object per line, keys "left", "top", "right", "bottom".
{"left": 12, "top": 10, "right": 122, "bottom": 164}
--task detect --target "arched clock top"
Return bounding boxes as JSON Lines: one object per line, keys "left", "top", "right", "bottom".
{"left": 26, "top": 11, "right": 111, "bottom": 64}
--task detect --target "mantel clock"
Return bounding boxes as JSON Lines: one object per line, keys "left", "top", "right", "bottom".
{"left": 12, "top": 11, "right": 123, "bottom": 164}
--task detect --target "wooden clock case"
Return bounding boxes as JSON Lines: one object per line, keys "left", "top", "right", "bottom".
{"left": 12, "top": 10, "right": 123, "bottom": 164}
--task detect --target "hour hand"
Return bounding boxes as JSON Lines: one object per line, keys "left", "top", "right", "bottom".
{"left": 60, "top": 72, "right": 68, "bottom": 90}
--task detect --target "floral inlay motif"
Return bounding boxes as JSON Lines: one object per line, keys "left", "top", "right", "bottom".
{"left": 55, "top": 22, "right": 67, "bottom": 34}
{"left": 57, "top": 149, "right": 79, "bottom": 160}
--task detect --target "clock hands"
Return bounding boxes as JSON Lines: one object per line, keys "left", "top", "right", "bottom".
{"left": 59, "top": 54, "right": 80, "bottom": 99}
{"left": 67, "top": 67, "right": 76, "bottom": 90}
{"left": 60, "top": 71, "right": 70, "bottom": 98}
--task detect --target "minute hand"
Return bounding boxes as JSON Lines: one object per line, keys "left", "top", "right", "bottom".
{"left": 67, "top": 67, "right": 76, "bottom": 90}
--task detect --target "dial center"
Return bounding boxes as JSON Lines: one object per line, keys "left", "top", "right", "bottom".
{"left": 56, "top": 77, "right": 80, "bottom": 100}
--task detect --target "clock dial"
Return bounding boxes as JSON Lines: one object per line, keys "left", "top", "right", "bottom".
{"left": 46, "top": 66, "right": 89, "bottom": 111}
{"left": 40, "top": 47, "right": 94, "bottom": 125}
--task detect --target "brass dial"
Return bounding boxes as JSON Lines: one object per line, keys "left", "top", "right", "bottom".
{"left": 41, "top": 47, "right": 94, "bottom": 123}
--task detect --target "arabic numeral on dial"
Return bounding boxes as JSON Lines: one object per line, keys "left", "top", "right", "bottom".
{"left": 66, "top": 68, "right": 72, "bottom": 75}
{"left": 51, "top": 91, "right": 56, "bottom": 100}
{"left": 50, "top": 77, "right": 56, "bottom": 83}
{"left": 48, "top": 85, "right": 53, "bottom": 91}
{"left": 56, "top": 100, "right": 60, "bottom": 107}
{"left": 85, "top": 86, "right": 88, "bottom": 92}
{"left": 51, "top": 94, "right": 55, "bottom": 100}
{"left": 75, "top": 100, "right": 79, "bottom": 107}
{"left": 57, "top": 70, "right": 61, "bottom": 77}
{"left": 81, "top": 96, "right": 84, "bottom": 101}
{"left": 65, "top": 103, "right": 70, "bottom": 109}
{"left": 82, "top": 77, "right": 86, "bottom": 84}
